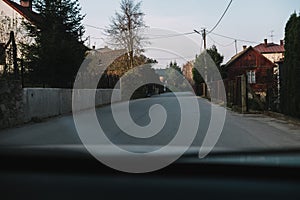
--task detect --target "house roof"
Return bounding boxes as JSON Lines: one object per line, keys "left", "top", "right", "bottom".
{"left": 97, "top": 46, "right": 113, "bottom": 53}
{"left": 226, "top": 46, "right": 275, "bottom": 67}
{"left": 254, "top": 42, "right": 285, "bottom": 54}
{"left": 2, "top": 0, "right": 41, "bottom": 25}
{"left": 226, "top": 46, "right": 252, "bottom": 67}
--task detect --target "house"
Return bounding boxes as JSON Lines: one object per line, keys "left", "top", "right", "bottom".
{"left": 0, "top": 0, "right": 40, "bottom": 72}
{"left": 254, "top": 39, "right": 285, "bottom": 63}
{"left": 226, "top": 46, "right": 276, "bottom": 99}
{"left": 0, "top": 0, "right": 40, "bottom": 41}
{"left": 254, "top": 39, "right": 285, "bottom": 108}
{"left": 154, "top": 68, "right": 166, "bottom": 83}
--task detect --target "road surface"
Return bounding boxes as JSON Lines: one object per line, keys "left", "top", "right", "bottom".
{"left": 0, "top": 92, "right": 300, "bottom": 151}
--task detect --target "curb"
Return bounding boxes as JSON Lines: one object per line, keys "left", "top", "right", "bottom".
{"left": 264, "top": 111, "right": 300, "bottom": 127}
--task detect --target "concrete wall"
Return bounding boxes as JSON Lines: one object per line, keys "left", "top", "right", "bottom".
{"left": 23, "top": 88, "right": 121, "bottom": 122}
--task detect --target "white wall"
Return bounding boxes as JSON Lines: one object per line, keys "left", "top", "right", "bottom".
{"left": 23, "top": 88, "right": 121, "bottom": 122}
{"left": 0, "top": 0, "right": 26, "bottom": 43}
{"left": 262, "top": 53, "right": 284, "bottom": 63}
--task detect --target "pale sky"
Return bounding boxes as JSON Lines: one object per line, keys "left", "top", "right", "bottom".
{"left": 78, "top": 0, "right": 299, "bottom": 67}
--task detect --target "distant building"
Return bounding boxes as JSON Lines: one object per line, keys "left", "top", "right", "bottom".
{"left": 226, "top": 46, "right": 275, "bottom": 98}
{"left": 182, "top": 61, "right": 194, "bottom": 86}
{"left": 96, "top": 46, "right": 113, "bottom": 53}
{"left": 154, "top": 68, "right": 166, "bottom": 83}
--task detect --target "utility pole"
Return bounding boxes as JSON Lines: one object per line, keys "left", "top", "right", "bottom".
{"left": 235, "top": 40, "right": 238, "bottom": 54}
{"left": 202, "top": 28, "right": 208, "bottom": 97}
{"left": 195, "top": 28, "right": 207, "bottom": 50}
{"left": 194, "top": 28, "right": 208, "bottom": 96}
{"left": 202, "top": 28, "right": 207, "bottom": 50}
{"left": 86, "top": 36, "right": 91, "bottom": 49}
{"left": 194, "top": 29, "right": 201, "bottom": 53}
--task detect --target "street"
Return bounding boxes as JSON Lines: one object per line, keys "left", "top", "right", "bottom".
{"left": 0, "top": 92, "right": 300, "bottom": 151}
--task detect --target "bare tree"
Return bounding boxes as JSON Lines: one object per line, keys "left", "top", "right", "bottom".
{"left": 105, "top": 0, "right": 147, "bottom": 69}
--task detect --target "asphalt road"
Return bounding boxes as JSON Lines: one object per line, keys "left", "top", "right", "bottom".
{"left": 0, "top": 92, "right": 300, "bottom": 151}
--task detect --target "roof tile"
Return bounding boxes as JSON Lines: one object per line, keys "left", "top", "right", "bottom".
{"left": 254, "top": 43, "right": 285, "bottom": 53}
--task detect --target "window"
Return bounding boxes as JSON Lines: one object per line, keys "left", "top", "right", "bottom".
{"left": 247, "top": 70, "right": 256, "bottom": 84}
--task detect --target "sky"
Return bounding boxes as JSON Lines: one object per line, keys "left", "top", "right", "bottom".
{"left": 78, "top": 0, "right": 300, "bottom": 67}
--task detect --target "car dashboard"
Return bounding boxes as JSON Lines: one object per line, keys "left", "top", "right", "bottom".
{"left": 0, "top": 146, "right": 300, "bottom": 200}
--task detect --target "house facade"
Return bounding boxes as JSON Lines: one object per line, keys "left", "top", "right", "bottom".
{"left": 254, "top": 39, "right": 285, "bottom": 108}
{"left": 0, "top": 0, "right": 39, "bottom": 72}
{"left": 226, "top": 46, "right": 276, "bottom": 95}
{"left": 182, "top": 61, "right": 194, "bottom": 86}
{"left": 0, "top": 0, "right": 39, "bottom": 43}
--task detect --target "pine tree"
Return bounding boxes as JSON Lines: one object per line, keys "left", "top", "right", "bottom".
{"left": 282, "top": 13, "right": 300, "bottom": 117}
{"left": 22, "top": 0, "right": 86, "bottom": 88}
{"left": 193, "top": 45, "right": 224, "bottom": 85}
{"left": 168, "top": 61, "right": 182, "bottom": 74}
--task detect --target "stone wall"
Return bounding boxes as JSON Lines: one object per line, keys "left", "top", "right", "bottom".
{"left": 0, "top": 79, "right": 24, "bottom": 129}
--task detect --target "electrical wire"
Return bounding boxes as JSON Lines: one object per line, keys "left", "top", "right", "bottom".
{"left": 207, "top": 35, "right": 235, "bottom": 47}
{"left": 90, "top": 37, "right": 105, "bottom": 40}
{"left": 85, "top": 23, "right": 196, "bottom": 40}
{"left": 208, "top": 0, "right": 233, "bottom": 34}
{"left": 210, "top": 32, "right": 259, "bottom": 44}
{"left": 146, "top": 32, "right": 195, "bottom": 40}
{"left": 153, "top": 56, "right": 195, "bottom": 60}
{"left": 84, "top": 24, "right": 106, "bottom": 30}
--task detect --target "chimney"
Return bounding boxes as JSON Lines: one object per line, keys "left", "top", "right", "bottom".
{"left": 243, "top": 45, "right": 247, "bottom": 50}
{"left": 280, "top": 40, "right": 284, "bottom": 46}
{"left": 20, "top": 0, "right": 32, "bottom": 10}
{"left": 264, "top": 39, "right": 268, "bottom": 46}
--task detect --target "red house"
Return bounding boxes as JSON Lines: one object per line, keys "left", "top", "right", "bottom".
{"left": 225, "top": 46, "right": 276, "bottom": 94}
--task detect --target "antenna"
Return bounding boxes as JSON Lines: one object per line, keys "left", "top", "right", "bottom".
{"left": 269, "top": 30, "right": 275, "bottom": 43}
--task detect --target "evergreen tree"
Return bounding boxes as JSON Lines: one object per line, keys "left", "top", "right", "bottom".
{"left": 193, "top": 45, "right": 225, "bottom": 85}
{"left": 168, "top": 61, "right": 182, "bottom": 74}
{"left": 282, "top": 13, "right": 300, "bottom": 117}
{"left": 165, "top": 61, "right": 187, "bottom": 92}
{"left": 22, "top": 0, "right": 86, "bottom": 88}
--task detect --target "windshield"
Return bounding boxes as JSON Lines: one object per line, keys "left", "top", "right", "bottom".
{"left": 0, "top": 0, "right": 299, "bottom": 173}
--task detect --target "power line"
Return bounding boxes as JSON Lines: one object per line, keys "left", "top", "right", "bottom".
{"left": 153, "top": 56, "right": 195, "bottom": 60}
{"left": 144, "top": 33, "right": 187, "bottom": 37}
{"left": 208, "top": 0, "right": 233, "bottom": 34}
{"left": 84, "top": 24, "right": 106, "bottom": 30}
{"left": 207, "top": 35, "right": 235, "bottom": 47}
{"left": 84, "top": 23, "right": 196, "bottom": 40}
{"left": 90, "top": 36, "right": 105, "bottom": 40}
{"left": 210, "top": 32, "right": 259, "bottom": 44}
{"left": 146, "top": 32, "right": 195, "bottom": 40}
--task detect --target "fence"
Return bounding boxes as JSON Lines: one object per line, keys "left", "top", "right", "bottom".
{"left": 196, "top": 75, "right": 278, "bottom": 112}
{"left": 194, "top": 77, "right": 243, "bottom": 107}
{"left": 23, "top": 88, "right": 121, "bottom": 122}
